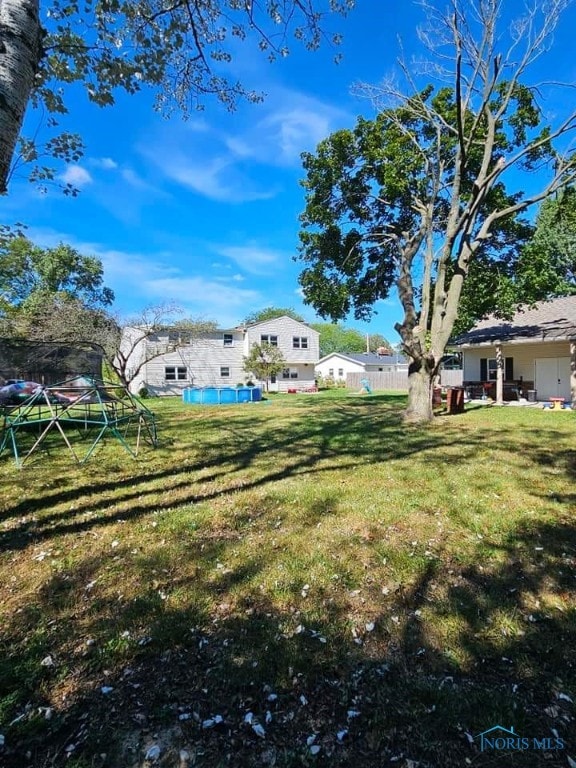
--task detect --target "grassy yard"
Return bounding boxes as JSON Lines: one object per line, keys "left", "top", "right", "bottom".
{"left": 0, "top": 390, "right": 575, "bottom": 767}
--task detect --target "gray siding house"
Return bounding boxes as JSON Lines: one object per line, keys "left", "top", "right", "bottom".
{"left": 124, "top": 316, "right": 320, "bottom": 396}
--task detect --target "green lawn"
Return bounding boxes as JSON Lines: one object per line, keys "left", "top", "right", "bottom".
{"left": 1, "top": 391, "right": 575, "bottom": 767}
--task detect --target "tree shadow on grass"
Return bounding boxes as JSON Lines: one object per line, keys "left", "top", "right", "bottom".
{"left": 1, "top": 399, "right": 569, "bottom": 552}
{"left": 2, "top": 510, "right": 575, "bottom": 768}
{"left": 1, "top": 398, "right": 575, "bottom": 765}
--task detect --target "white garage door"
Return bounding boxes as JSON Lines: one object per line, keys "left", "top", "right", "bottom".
{"left": 535, "top": 357, "right": 571, "bottom": 401}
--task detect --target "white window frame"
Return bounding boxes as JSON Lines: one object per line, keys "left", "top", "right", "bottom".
{"left": 165, "top": 366, "right": 187, "bottom": 381}
{"left": 223, "top": 333, "right": 234, "bottom": 347}
{"left": 220, "top": 366, "right": 230, "bottom": 378}
{"left": 292, "top": 336, "right": 308, "bottom": 349}
{"left": 261, "top": 334, "right": 278, "bottom": 346}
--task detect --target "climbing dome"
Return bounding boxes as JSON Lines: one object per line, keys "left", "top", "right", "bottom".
{"left": 0, "top": 376, "right": 157, "bottom": 467}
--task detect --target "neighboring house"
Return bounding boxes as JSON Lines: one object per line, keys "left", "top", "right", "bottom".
{"left": 315, "top": 351, "right": 409, "bottom": 382}
{"left": 125, "top": 315, "right": 320, "bottom": 396}
{"left": 452, "top": 295, "right": 576, "bottom": 403}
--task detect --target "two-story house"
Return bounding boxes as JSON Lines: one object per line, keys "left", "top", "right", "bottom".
{"left": 123, "top": 315, "right": 320, "bottom": 396}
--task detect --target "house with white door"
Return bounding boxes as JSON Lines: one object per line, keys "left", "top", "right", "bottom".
{"left": 453, "top": 295, "right": 576, "bottom": 404}
{"left": 123, "top": 315, "right": 320, "bottom": 396}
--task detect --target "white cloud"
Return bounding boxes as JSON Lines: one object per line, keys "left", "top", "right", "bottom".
{"left": 60, "top": 164, "right": 93, "bottom": 187}
{"left": 223, "top": 136, "right": 254, "bottom": 157}
{"left": 90, "top": 157, "right": 118, "bottom": 170}
{"left": 24, "top": 228, "right": 263, "bottom": 327}
{"left": 223, "top": 89, "right": 350, "bottom": 167}
{"left": 142, "top": 276, "right": 260, "bottom": 326}
{"left": 258, "top": 105, "right": 337, "bottom": 165}
{"left": 120, "top": 167, "right": 158, "bottom": 192}
{"left": 151, "top": 153, "right": 277, "bottom": 203}
{"left": 138, "top": 87, "right": 349, "bottom": 201}
{"left": 215, "top": 244, "right": 285, "bottom": 274}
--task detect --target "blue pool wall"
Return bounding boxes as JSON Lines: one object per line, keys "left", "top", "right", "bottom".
{"left": 182, "top": 386, "right": 262, "bottom": 405}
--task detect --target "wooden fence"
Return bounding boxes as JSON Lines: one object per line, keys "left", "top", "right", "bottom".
{"left": 347, "top": 369, "right": 463, "bottom": 391}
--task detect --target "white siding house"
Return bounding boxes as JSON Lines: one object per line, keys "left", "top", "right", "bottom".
{"left": 315, "top": 352, "right": 408, "bottom": 382}
{"left": 245, "top": 316, "right": 319, "bottom": 392}
{"left": 453, "top": 296, "right": 576, "bottom": 404}
{"left": 123, "top": 316, "right": 319, "bottom": 396}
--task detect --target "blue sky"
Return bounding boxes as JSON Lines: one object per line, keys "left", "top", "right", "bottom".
{"left": 1, "top": 1, "right": 575, "bottom": 343}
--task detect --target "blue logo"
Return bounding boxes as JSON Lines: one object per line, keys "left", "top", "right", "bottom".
{"left": 477, "top": 725, "right": 565, "bottom": 752}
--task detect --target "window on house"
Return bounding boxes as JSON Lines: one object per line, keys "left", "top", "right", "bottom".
{"left": 338, "top": 368, "right": 344, "bottom": 377}
{"left": 328, "top": 368, "right": 334, "bottom": 377}
{"left": 293, "top": 336, "right": 308, "bottom": 349}
{"left": 220, "top": 367, "right": 230, "bottom": 377}
{"left": 282, "top": 368, "right": 290, "bottom": 379}
{"left": 165, "top": 366, "right": 187, "bottom": 381}
{"left": 223, "top": 333, "right": 233, "bottom": 347}
{"left": 480, "top": 357, "right": 514, "bottom": 381}
{"left": 260, "top": 334, "right": 278, "bottom": 346}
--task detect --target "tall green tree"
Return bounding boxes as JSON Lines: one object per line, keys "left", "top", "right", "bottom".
{"left": 453, "top": 188, "right": 576, "bottom": 336}
{"left": 242, "top": 307, "right": 305, "bottom": 326}
{"left": 0, "top": 0, "right": 354, "bottom": 193}
{"left": 297, "top": 0, "right": 576, "bottom": 422}
{"left": 514, "top": 187, "right": 576, "bottom": 304}
{"left": 310, "top": 322, "right": 391, "bottom": 357}
{"left": 0, "top": 236, "right": 114, "bottom": 316}
{"left": 243, "top": 342, "right": 286, "bottom": 392}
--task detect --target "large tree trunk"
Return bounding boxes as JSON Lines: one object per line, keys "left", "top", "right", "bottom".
{"left": 404, "top": 357, "right": 436, "bottom": 423}
{"left": 0, "top": 0, "right": 42, "bottom": 194}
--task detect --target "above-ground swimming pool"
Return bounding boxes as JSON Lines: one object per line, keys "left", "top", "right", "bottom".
{"left": 182, "top": 386, "right": 262, "bottom": 405}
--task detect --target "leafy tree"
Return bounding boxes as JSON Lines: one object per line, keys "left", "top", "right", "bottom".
{"left": 514, "top": 187, "right": 576, "bottom": 304}
{"left": 0, "top": 0, "right": 354, "bottom": 193}
{"left": 242, "top": 307, "right": 305, "bottom": 326}
{"left": 297, "top": 0, "right": 576, "bottom": 422}
{"left": 173, "top": 317, "right": 218, "bottom": 333}
{"left": 310, "top": 322, "right": 391, "bottom": 357}
{"left": 367, "top": 333, "right": 392, "bottom": 354}
{"left": 243, "top": 342, "right": 286, "bottom": 392}
{"left": 0, "top": 236, "right": 114, "bottom": 317}
{"left": 452, "top": 188, "right": 576, "bottom": 336}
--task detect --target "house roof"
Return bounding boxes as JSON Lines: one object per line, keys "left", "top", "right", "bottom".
{"left": 453, "top": 295, "right": 576, "bottom": 347}
{"left": 244, "top": 315, "right": 319, "bottom": 335}
{"left": 317, "top": 351, "right": 407, "bottom": 366}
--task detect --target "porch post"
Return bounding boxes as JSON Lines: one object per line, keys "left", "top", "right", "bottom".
{"left": 495, "top": 343, "right": 504, "bottom": 405}
{"left": 570, "top": 339, "right": 576, "bottom": 408}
